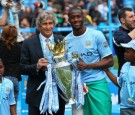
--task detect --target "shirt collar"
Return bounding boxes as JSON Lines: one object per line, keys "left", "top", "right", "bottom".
{"left": 39, "top": 33, "right": 53, "bottom": 42}
{"left": 120, "top": 26, "right": 130, "bottom": 33}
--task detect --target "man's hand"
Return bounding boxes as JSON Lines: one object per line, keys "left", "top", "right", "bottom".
{"left": 77, "top": 58, "right": 87, "bottom": 71}
{"left": 37, "top": 58, "right": 49, "bottom": 71}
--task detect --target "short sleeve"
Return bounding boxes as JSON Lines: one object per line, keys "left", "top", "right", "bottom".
{"left": 117, "top": 77, "right": 122, "bottom": 87}
{"left": 96, "top": 31, "right": 112, "bottom": 59}
{"left": 9, "top": 82, "right": 16, "bottom": 105}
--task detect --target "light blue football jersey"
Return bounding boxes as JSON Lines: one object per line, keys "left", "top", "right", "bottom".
{"left": 65, "top": 28, "right": 112, "bottom": 82}
{"left": 0, "top": 78, "right": 16, "bottom": 115}
{"left": 117, "top": 62, "right": 135, "bottom": 108}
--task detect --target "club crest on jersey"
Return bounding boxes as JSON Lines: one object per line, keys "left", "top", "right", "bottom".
{"left": 103, "top": 41, "right": 108, "bottom": 47}
{"left": 85, "top": 41, "right": 91, "bottom": 47}
{"left": 6, "top": 87, "right": 10, "bottom": 93}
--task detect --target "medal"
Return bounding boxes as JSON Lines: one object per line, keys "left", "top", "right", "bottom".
{"left": 128, "top": 98, "right": 135, "bottom": 104}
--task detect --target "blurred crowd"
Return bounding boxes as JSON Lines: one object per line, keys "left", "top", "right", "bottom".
{"left": 0, "top": 0, "right": 124, "bottom": 26}
{"left": 0, "top": 0, "right": 133, "bottom": 39}
{"left": 18, "top": 0, "right": 124, "bottom": 27}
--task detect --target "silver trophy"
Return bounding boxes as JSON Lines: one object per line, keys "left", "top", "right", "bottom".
{"left": 47, "top": 39, "right": 75, "bottom": 103}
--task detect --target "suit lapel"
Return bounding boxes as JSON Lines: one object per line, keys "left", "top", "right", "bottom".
{"left": 54, "top": 34, "right": 57, "bottom": 43}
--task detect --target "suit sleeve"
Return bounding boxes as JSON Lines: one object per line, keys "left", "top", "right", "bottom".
{"left": 20, "top": 40, "right": 37, "bottom": 76}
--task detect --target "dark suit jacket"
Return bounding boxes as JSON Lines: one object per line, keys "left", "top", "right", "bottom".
{"left": 20, "top": 34, "right": 64, "bottom": 107}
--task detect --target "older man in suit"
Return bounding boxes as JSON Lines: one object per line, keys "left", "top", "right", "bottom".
{"left": 20, "top": 11, "right": 66, "bottom": 115}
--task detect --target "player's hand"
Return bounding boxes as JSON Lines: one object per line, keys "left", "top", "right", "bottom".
{"left": 77, "top": 58, "right": 87, "bottom": 71}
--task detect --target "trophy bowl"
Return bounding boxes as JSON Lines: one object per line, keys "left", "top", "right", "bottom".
{"left": 47, "top": 40, "right": 75, "bottom": 103}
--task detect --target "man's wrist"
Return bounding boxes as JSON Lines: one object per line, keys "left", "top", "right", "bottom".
{"left": 36, "top": 63, "right": 40, "bottom": 72}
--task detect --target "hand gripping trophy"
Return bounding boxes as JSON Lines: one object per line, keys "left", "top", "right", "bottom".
{"left": 1, "top": 0, "right": 25, "bottom": 42}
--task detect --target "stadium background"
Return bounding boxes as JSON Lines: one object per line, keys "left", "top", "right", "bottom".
{"left": 0, "top": 0, "right": 135, "bottom": 115}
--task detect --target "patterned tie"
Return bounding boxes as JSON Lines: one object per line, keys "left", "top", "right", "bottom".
{"left": 45, "top": 39, "right": 51, "bottom": 57}
{"left": 45, "top": 38, "right": 50, "bottom": 43}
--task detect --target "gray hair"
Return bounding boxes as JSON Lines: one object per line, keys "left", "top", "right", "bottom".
{"left": 36, "top": 10, "right": 56, "bottom": 29}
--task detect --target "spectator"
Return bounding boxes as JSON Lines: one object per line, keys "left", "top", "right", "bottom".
{"left": 113, "top": 7, "right": 135, "bottom": 104}
{"left": 98, "top": 0, "right": 108, "bottom": 23}
{"left": 82, "top": 9, "right": 94, "bottom": 26}
{"left": 0, "top": 7, "right": 8, "bottom": 26}
{"left": 113, "top": 7, "right": 135, "bottom": 76}
{"left": 0, "top": 25, "right": 22, "bottom": 102}
{"left": 89, "top": 4, "right": 103, "bottom": 25}
{"left": 111, "top": 0, "right": 119, "bottom": 24}
{"left": 19, "top": 16, "right": 33, "bottom": 39}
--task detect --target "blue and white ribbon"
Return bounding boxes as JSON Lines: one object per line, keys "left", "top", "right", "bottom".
{"left": 39, "top": 64, "right": 52, "bottom": 114}
{"left": 39, "top": 65, "right": 60, "bottom": 114}
{"left": 67, "top": 53, "right": 84, "bottom": 107}
{"left": 52, "top": 82, "right": 59, "bottom": 113}
{"left": 38, "top": 35, "right": 59, "bottom": 114}
{"left": 76, "top": 71, "right": 84, "bottom": 107}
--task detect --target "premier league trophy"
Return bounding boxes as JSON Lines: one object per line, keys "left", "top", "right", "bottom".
{"left": 47, "top": 39, "right": 73, "bottom": 100}
{"left": 39, "top": 39, "right": 84, "bottom": 114}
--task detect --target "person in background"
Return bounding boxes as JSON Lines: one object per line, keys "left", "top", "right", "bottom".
{"left": 98, "top": 0, "right": 108, "bottom": 23}
{"left": 20, "top": 10, "right": 66, "bottom": 115}
{"left": 0, "top": 7, "right": 8, "bottom": 26}
{"left": 105, "top": 40, "right": 135, "bottom": 115}
{"left": 113, "top": 7, "right": 135, "bottom": 103}
{"left": 19, "top": 16, "right": 33, "bottom": 39}
{"left": 0, "top": 58, "right": 16, "bottom": 115}
{"left": 0, "top": 25, "right": 22, "bottom": 102}
{"left": 82, "top": 9, "right": 94, "bottom": 26}
{"left": 65, "top": 7, "right": 114, "bottom": 115}
{"left": 113, "top": 7, "right": 135, "bottom": 76}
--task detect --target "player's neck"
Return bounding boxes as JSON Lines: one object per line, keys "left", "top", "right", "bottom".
{"left": 73, "top": 27, "right": 86, "bottom": 36}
